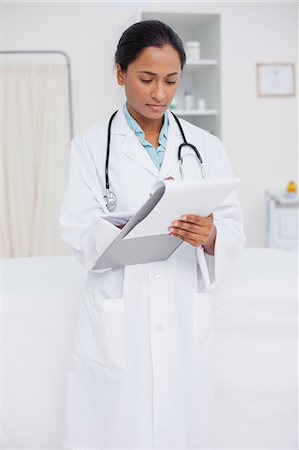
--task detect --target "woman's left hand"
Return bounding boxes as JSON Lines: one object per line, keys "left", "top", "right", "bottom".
{"left": 168, "top": 214, "right": 216, "bottom": 255}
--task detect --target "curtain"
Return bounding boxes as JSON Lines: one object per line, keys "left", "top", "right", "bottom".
{"left": 1, "top": 63, "right": 71, "bottom": 257}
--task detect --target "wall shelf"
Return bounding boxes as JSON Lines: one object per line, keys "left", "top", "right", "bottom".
{"left": 174, "top": 109, "right": 219, "bottom": 116}
{"left": 139, "top": 11, "right": 221, "bottom": 137}
{"left": 185, "top": 60, "right": 219, "bottom": 69}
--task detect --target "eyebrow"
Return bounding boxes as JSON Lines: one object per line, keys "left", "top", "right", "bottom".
{"left": 137, "top": 71, "right": 179, "bottom": 76}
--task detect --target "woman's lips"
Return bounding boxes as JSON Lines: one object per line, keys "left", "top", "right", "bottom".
{"left": 146, "top": 104, "right": 166, "bottom": 112}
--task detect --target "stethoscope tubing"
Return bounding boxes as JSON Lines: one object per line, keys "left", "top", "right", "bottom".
{"left": 170, "top": 111, "right": 203, "bottom": 164}
{"left": 105, "top": 110, "right": 118, "bottom": 191}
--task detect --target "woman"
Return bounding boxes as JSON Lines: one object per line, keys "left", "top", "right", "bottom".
{"left": 60, "top": 20, "right": 245, "bottom": 449}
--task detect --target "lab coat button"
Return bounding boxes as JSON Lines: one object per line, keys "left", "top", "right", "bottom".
{"left": 155, "top": 274, "right": 161, "bottom": 281}
{"left": 155, "top": 324, "right": 164, "bottom": 332}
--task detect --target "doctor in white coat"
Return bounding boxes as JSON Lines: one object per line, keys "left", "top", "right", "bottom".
{"left": 60, "top": 20, "right": 245, "bottom": 449}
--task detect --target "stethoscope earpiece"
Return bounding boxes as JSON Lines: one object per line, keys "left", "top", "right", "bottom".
{"left": 103, "top": 110, "right": 205, "bottom": 212}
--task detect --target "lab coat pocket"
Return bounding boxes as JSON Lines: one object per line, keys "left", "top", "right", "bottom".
{"left": 74, "top": 291, "right": 126, "bottom": 370}
{"left": 193, "top": 292, "right": 214, "bottom": 362}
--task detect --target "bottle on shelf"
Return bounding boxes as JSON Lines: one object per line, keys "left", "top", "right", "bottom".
{"left": 287, "top": 181, "right": 297, "bottom": 195}
{"left": 197, "top": 98, "right": 206, "bottom": 110}
{"left": 183, "top": 91, "right": 194, "bottom": 110}
{"left": 185, "top": 41, "right": 201, "bottom": 60}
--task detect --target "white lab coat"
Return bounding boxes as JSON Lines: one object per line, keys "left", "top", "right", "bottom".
{"left": 59, "top": 108, "right": 245, "bottom": 449}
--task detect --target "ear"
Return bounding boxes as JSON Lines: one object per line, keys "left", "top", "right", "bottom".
{"left": 116, "top": 64, "right": 126, "bottom": 86}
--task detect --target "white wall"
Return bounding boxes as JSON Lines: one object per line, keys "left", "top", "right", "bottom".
{"left": 2, "top": 1, "right": 298, "bottom": 247}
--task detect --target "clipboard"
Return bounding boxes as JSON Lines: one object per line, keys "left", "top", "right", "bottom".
{"left": 93, "top": 177, "right": 240, "bottom": 270}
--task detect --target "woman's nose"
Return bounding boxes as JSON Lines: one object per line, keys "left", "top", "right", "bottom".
{"left": 151, "top": 83, "right": 166, "bottom": 102}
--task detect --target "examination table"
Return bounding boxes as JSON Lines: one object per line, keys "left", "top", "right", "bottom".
{"left": 2, "top": 248, "right": 297, "bottom": 449}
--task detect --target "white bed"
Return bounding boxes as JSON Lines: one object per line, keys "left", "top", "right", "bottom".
{"left": 2, "top": 248, "right": 298, "bottom": 449}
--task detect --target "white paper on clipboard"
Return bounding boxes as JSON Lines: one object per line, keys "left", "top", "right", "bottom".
{"left": 123, "top": 178, "right": 240, "bottom": 240}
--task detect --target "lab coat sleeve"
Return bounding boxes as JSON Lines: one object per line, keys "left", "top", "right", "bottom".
{"left": 196, "top": 136, "right": 246, "bottom": 288}
{"left": 59, "top": 139, "right": 120, "bottom": 272}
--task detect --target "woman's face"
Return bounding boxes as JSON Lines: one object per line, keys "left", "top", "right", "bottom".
{"left": 116, "top": 44, "right": 181, "bottom": 125}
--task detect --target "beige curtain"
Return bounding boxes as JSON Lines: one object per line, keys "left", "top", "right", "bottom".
{"left": 1, "top": 64, "right": 71, "bottom": 258}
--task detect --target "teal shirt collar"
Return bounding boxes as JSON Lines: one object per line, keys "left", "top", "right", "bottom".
{"left": 123, "top": 102, "right": 168, "bottom": 149}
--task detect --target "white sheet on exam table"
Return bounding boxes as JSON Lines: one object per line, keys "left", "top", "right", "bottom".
{"left": 2, "top": 248, "right": 297, "bottom": 448}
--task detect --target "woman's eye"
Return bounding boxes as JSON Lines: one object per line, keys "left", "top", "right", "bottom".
{"left": 166, "top": 80, "right": 176, "bottom": 85}
{"left": 140, "top": 79, "right": 152, "bottom": 84}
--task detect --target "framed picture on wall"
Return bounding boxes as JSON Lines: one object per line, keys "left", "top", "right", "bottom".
{"left": 257, "top": 63, "right": 296, "bottom": 97}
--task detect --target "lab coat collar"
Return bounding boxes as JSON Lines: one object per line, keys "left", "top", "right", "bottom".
{"left": 111, "top": 109, "right": 158, "bottom": 176}
{"left": 110, "top": 108, "right": 182, "bottom": 179}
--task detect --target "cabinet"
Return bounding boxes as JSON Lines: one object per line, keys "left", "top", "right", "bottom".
{"left": 139, "top": 12, "right": 221, "bottom": 137}
{"left": 266, "top": 192, "right": 299, "bottom": 249}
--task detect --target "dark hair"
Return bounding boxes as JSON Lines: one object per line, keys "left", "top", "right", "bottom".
{"left": 115, "top": 20, "right": 186, "bottom": 71}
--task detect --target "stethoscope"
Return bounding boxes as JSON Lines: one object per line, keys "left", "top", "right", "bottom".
{"left": 103, "top": 110, "right": 205, "bottom": 211}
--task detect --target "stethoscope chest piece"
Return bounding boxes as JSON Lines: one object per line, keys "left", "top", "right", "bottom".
{"left": 104, "top": 190, "right": 117, "bottom": 212}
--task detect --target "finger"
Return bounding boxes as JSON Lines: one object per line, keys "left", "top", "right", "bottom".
{"left": 170, "top": 220, "right": 201, "bottom": 233}
{"left": 168, "top": 226, "right": 206, "bottom": 243}
{"left": 171, "top": 219, "right": 213, "bottom": 237}
{"left": 182, "top": 213, "right": 213, "bottom": 223}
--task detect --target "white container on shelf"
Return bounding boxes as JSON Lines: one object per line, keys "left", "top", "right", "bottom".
{"left": 183, "top": 91, "right": 194, "bottom": 110}
{"left": 185, "top": 41, "right": 201, "bottom": 60}
{"left": 197, "top": 98, "right": 206, "bottom": 110}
